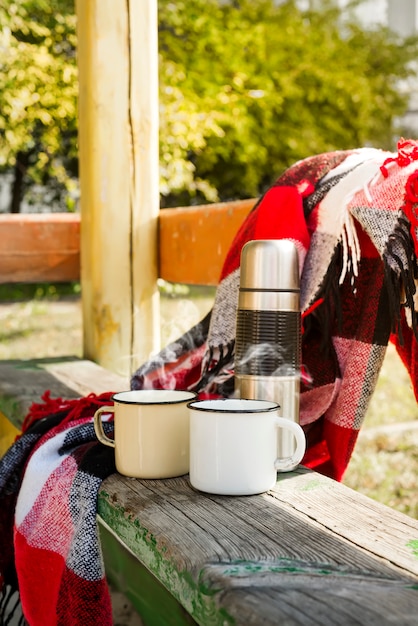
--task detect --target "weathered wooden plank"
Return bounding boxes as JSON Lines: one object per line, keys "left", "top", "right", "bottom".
{"left": 99, "top": 522, "right": 198, "bottom": 626}
{"left": 0, "top": 358, "right": 128, "bottom": 435}
{"left": 1, "top": 355, "right": 417, "bottom": 624}
{"left": 159, "top": 199, "right": 255, "bottom": 285}
{"left": 40, "top": 358, "right": 129, "bottom": 396}
{"left": 201, "top": 562, "right": 418, "bottom": 626}
{"left": 0, "top": 198, "right": 254, "bottom": 287}
{"left": 98, "top": 469, "right": 418, "bottom": 579}
{"left": 0, "top": 213, "right": 79, "bottom": 283}
{"left": 98, "top": 469, "right": 418, "bottom": 625}
{"left": 273, "top": 469, "right": 418, "bottom": 576}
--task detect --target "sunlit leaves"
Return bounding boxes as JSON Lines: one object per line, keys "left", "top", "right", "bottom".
{"left": 158, "top": 0, "right": 418, "bottom": 204}
{"left": 0, "top": 0, "right": 77, "bottom": 208}
{"left": 1, "top": 0, "right": 418, "bottom": 210}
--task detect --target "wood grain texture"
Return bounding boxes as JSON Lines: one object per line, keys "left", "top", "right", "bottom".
{"left": 76, "top": 0, "right": 160, "bottom": 375}
{"left": 129, "top": 0, "right": 161, "bottom": 372}
{"left": 100, "top": 522, "right": 198, "bottom": 626}
{"left": 98, "top": 469, "right": 418, "bottom": 625}
{"left": 0, "top": 213, "right": 79, "bottom": 283}
{"left": 0, "top": 358, "right": 128, "bottom": 431}
{"left": 76, "top": 0, "right": 133, "bottom": 375}
{"left": 0, "top": 198, "right": 254, "bottom": 287}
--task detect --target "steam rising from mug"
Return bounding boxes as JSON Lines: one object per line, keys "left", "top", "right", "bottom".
{"left": 234, "top": 240, "right": 301, "bottom": 471}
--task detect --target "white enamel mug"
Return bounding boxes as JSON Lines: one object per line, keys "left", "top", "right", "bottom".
{"left": 188, "top": 398, "right": 306, "bottom": 495}
{"left": 94, "top": 389, "right": 197, "bottom": 478}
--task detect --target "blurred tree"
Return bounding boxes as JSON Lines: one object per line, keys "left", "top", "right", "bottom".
{"left": 1, "top": 0, "right": 418, "bottom": 211}
{"left": 158, "top": 0, "right": 418, "bottom": 205}
{"left": 0, "top": 0, "right": 77, "bottom": 212}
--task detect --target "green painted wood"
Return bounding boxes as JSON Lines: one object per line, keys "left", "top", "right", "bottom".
{"left": 97, "top": 495, "right": 235, "bottom": 626}
{"left": 99, "top": 521, "right": 198, "bottom": 626}
{"left": 97, "top": 471, "right": 418, "bottom": 625}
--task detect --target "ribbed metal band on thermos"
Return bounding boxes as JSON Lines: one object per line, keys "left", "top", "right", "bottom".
{"left": 234, "top": 239, "right": 301, "bottom": 470}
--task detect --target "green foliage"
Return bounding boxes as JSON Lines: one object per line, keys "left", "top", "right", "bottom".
{"left": 1, "top": 0, "right": 418, "bottom": 209}
{"left": 0, "top": 0, "right": 78, "bottom": 210}
{"left": 159, "top": 0, "right": 418, "bottom": 204}
{"left": 0, "top": 281, "right": 80, "bottom": 302}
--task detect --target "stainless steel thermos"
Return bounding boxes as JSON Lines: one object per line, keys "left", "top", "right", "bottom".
{"left": 234, "top": 239, "right": 301, "bottom": 470}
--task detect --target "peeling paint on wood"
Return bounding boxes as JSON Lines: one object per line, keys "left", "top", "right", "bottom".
{"left": 1, "top": 353, "right": 418, "bottom": 623}
{"left": 98, "top": 495, "right": 235, "bottom": 626}
{"left": 98, "top": 470, "right": 418, "bottom": 625}
{"left": 407, "top": 540, "right": 418, "bottom": 559}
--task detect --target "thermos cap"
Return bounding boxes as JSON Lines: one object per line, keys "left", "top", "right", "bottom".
{"left": 239, "top": 240, "right": 300, "bottom": 292}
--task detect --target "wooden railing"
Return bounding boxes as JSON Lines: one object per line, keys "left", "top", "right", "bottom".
{"left": 0, "top": 199, "right": 255, "bottom": 285}
{"left": 0, "top": 213, "right": 80, "bottom": 284}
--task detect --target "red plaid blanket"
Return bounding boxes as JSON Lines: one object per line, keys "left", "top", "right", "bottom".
{"left": 0, "top": 393, "right": 115, "bottom": 625}
{"left": 132, "top": 139, "right": 418, "bottom": 481}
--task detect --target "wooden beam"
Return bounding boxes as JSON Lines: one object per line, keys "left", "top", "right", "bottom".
{"left": 76, "top": 0, "right": 160, "bottom": 376}
{"left": 0, "top": 213, "right": 79, "bottom": 283}
{"left": 0, "top": 199, "right": 254, "bottom": 286}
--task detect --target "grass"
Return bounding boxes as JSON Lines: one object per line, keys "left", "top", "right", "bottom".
{"left": 0, "top": 281, "right": 81, "bottom": 302}
{"left": 343, "top": 343, "right": 418, "bottom": 518}
{"left": 0, "top": 283, "right": 416, "bottom": 518}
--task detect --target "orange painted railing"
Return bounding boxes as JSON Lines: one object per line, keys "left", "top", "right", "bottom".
{"left": 0, "top": 199, "right": 255, "bottom": 286}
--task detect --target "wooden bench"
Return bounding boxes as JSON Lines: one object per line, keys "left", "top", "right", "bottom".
{"left": 1, "top": 193, "right": 418, "bottom": 625}
{"left": 1, "top": 202, "right": 418, "bottom": 624}
{"left": 1, "top": 356, "right": 418, "bottom": 625}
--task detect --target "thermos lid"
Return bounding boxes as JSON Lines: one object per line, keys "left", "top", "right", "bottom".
{"left": 239, "top": 240, "right": 300, "bottom": 292}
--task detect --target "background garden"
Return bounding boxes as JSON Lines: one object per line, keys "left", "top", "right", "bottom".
{"left": 2, "top": 0, "right": 418, "bottom": 213}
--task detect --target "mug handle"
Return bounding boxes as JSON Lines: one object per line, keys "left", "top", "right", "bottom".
{"left": 93, "top": 406, "right": 115, "bottom": 448}
{"left": 273, "top": 417, "right": 306, "bottom": 471}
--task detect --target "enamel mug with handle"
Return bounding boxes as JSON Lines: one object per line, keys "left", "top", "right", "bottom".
{"left": 94, "top": 389, "right": 197, "bottom": 478}
{"left": 188, "top": 398, "right": 306, "bottom": 496}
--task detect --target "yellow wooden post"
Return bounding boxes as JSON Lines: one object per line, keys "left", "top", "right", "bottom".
{"left": 76, "top": 0, "right": 160, "bottom": 377}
